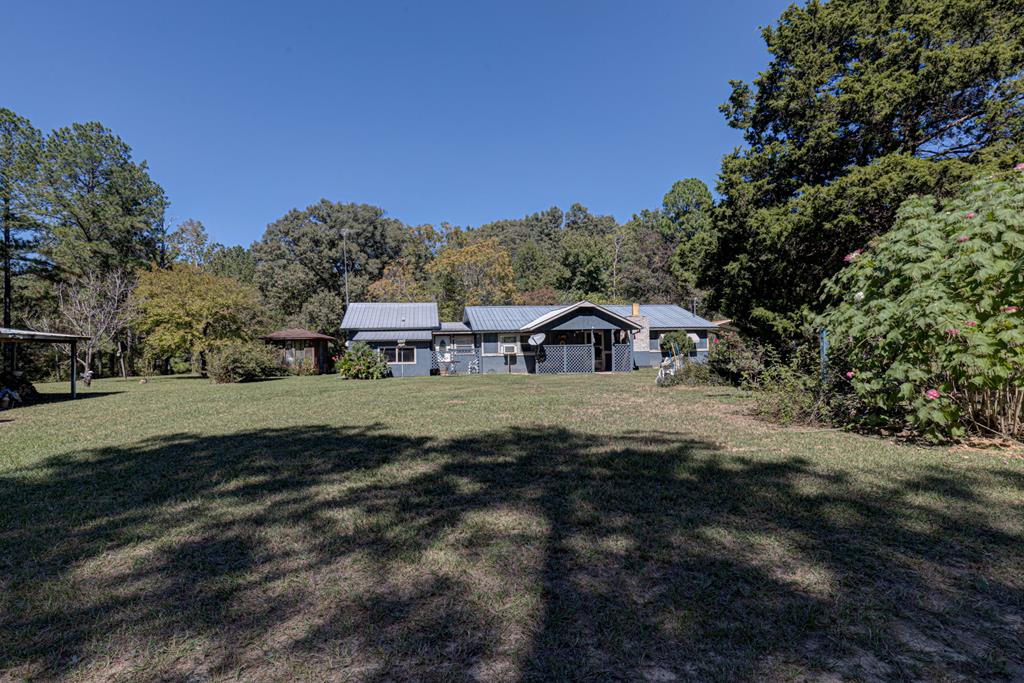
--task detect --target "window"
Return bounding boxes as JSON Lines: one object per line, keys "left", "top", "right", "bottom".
{"left": 380, "top": 346, "right": 415, "bottom": 364}
{"left": 695, "top": 333, "right": 709, "bottom": 352}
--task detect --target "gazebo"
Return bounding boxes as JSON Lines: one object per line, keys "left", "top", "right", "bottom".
{"left": 262, "top": 328, "right": 336, "bottom": 374}
{"left": 1, "top": 327, "right": 91, "bottom": 399}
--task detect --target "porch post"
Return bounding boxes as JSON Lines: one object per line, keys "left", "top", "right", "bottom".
{"left": 70, "top": 340, "right": 78, "bottom": 399}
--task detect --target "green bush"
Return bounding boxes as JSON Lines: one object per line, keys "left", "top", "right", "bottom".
{"left": 659, "top": 330, "right": 696, "bottom": 357}
{"left": 748, "top": 347, "right": 826, "bottom": 425}
{"left": 337, "top": 342, "right": 391, "bottom": 380}
{"left": 707, "top": 331, "right": 766, "bottom": 386}
{"left": 207, "top": 341, "right": 282, "bottom": 384}
{"left": 821, "top": 172, "right": 1024, "bottom": 441}
{"left": 657, "top": 360, "right": 717, "bottom": 387}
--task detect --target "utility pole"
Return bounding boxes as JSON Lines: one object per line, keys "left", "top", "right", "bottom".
{"left": 341, "top": 228, "right": 351, "bottom": 308}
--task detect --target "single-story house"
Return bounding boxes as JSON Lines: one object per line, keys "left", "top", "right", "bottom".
{"left": 340, "top": 301, "right": 718, "bottom": 377}
{"left": 262, "top": 328, "right": 336, "bottom": 374}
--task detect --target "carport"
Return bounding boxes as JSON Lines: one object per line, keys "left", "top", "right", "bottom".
{"left": 1, "top": 327, "right": 91, "bottom": 399}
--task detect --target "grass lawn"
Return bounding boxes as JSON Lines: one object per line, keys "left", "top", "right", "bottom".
{"left": 2, "top": 372, "right": 1023, "bottom": 682}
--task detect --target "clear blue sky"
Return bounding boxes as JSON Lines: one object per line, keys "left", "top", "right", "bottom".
{"left": 7, "top": 1, "right": 790, "bottom": 247}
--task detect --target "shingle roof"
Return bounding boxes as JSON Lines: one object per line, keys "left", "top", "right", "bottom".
{"left": 263, "top": 328, "right": 336, "bottom": 342}
{"left": 464, "top": 303, "right": 718, "bottom": 332}
{"left": 351, "top": 330, "right": 433, "bottom": 342}
{"left": 341, "top": 302, "right": 439, "bottom": 330}
{"left": 437, "top": 321, "right": 471, "bottom": 333}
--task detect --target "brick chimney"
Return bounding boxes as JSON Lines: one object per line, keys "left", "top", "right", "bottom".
{"left": 628, "top": 304, "right": 649, "bottom": 353}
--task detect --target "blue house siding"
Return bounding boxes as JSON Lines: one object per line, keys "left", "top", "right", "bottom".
{"left": 364, "top": 340, "right": 433, "bottom": 377}
{"left": 475, "top": 334, "right": 535, "bottom": 374}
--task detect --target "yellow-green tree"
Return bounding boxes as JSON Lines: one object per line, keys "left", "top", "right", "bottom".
{"left": 134, "top": 265, "right": 265, "bottom": 374}
{"left": 427, "top": 238, "right": 516, "bottom": 320}
{"left": 365, "top": 257, "right": 429, "bottom": 302}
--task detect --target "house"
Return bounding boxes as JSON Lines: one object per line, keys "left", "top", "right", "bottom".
{"left": 262, "top": 328, "right": 336, "bottom": 374}
{"left": 340, "top": 301, "right": 718, "bottom": 376}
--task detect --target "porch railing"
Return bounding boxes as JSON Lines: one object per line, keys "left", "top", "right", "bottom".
{"left": 536, "top": 344, "right": 594, "bottom": 374}
{"left": 431, "top": 348, "right": 480, "bottom": 374}
{"left": 611, "top": 343, "right": 632, "bottom": 372}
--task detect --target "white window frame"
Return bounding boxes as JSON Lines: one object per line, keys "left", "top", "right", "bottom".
{"left": 379, "top": 346, "right": 416, "bottom": 364}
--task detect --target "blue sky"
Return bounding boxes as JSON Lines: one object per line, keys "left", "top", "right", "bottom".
{"left": 6, "top": 1, "right": 790, "bottom": 247}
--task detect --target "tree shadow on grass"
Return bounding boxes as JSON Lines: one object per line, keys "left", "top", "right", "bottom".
{"left": 23, "top": 390, "right": 124, "bottom": 406}
{"left": 0, "top": 424, "right": 1022, "bottom": 681}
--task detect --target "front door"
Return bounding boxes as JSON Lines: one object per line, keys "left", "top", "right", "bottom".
{"left": 594, "top": 331, "right": 606, "bottom": 371}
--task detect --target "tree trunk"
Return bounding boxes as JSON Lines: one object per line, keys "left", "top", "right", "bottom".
{"left": 2, "top": 197, "right": 13, "bottom": 373}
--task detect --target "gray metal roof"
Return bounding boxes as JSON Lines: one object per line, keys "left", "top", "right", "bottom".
{"left": 604, "top": 304, "right": 718, "bottom": 329}
{"left": 340, "top": 302, "right": 439, "bottom": 330}
{"left": 463, "top": 306, "right": 563, "bottom": 332}
{"left": 351, "top": 330, "right": 433, "bottom": 342}
{"left": 0, "top": 327, "right": 90, "bottom": 343}
{"left": 437, "top": 321, "right": 471, "bottom": 333}
{"left": 464, "top": 303, "right": 717, "bottom": 332}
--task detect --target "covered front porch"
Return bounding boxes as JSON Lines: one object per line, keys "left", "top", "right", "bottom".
{"left": 518, "top": 302, "right": 640, "bottom": 374}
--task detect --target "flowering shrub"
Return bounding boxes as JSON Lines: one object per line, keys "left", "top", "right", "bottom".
{"left": 337, "top": 342, "right": 391, "bottom": 380}
{"left": 822, "top": 173, "right": 1024, "bottom": 440}
{"left": 207, "top": 341, "right": 282, "bottom": 384}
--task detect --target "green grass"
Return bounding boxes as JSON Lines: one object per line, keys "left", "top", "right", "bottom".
{"left": 2, "top": 373, "right": 1022, "bottom": 682}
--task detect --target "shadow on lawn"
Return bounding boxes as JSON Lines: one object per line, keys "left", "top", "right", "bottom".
{"left": 1, "top": 425, "right": 1022, "bottom": 681}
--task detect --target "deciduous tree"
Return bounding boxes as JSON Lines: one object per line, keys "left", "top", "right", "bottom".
{"left": 134, "top": 265, "right": 264, "bottom": 374}
{"left": 708, "top": 0, "right": 1024, "bottom": 340}
{"left": 427, "top": 238, "right": 516, "bottom": 319}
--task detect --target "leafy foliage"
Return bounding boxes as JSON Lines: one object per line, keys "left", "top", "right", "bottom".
{"left": 656, "top": 360, "right": 716, "bottom": 388}
{"left": 660, "top": 330, "right": 696, "bottom": 357}
{"left": 337, "top": 342, "right": 391, "bottom": 380}
{"left": 707, "top": 0, "right": 1024, "bottom": 340}
{"left": 427, "top": 238, "right": 517, "bottom": 320}
{"left": 1, "top": 108, "right": 45, "bottom": 331}
{"left": 207, "top": 341, "right": 282, "bottom": 383}
{"left": 41, "top": 121, "right": 168, "bottom": 275}
{"left": 821, "top": 173, "right": 1024, "bottom": 440}
{"left": 706, "top": 331, "right": 766, "bottom": 386}
{"left": 253, "top": 200, "right": 406, "bottom": 332}
{"left": 134, "top": 265, "right": 265, "bottom": 373}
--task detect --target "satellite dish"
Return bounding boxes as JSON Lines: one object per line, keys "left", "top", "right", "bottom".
{"left": 528, "top": 333, "right": 546, "bottom": 346}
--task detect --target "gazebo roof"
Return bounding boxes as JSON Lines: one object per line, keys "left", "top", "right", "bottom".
{"left": 262, "top": 328, "right": 336, "bottom": 342}
{"left": 0, "top": 327, "right": 90, "bottom": 343}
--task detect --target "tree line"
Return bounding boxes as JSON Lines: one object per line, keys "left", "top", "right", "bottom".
{"left": 3, "top": 0, "right": 1022, "bottom": 379}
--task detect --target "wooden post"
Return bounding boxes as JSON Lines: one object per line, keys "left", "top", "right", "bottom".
{"left": 70, "top": 340, "right": 77, "bottom": 399}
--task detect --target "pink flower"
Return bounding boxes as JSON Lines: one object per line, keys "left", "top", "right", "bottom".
{"left": 926, "top": 389, "right": 941, "bottom": 400}
{"left": 965, "top": 320, "right": 978, "bottom": 327}
{"left": 945, "top": 328, "right": 960, "bottom": 336}
{"left": 1016, "top": 163, "right": 1024, "bottom": 171}
{"left": 966, "top": 212, "right": 976, "bottom": 219}
{"left": 956, "top": 235, "right": 969, "bottom": 243}
{"left": 843, "top": 249, "right": 863, "bottom": 263}
{"left": 1003, "top": 306, "right": 1019, "bottom": 313}
{"left": 845, "top": 371, "right": 855, "bottom": 379}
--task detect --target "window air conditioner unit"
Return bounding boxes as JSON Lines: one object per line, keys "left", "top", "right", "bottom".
{"left": 499, "top": 343, "right": 518, "bottom": 355}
